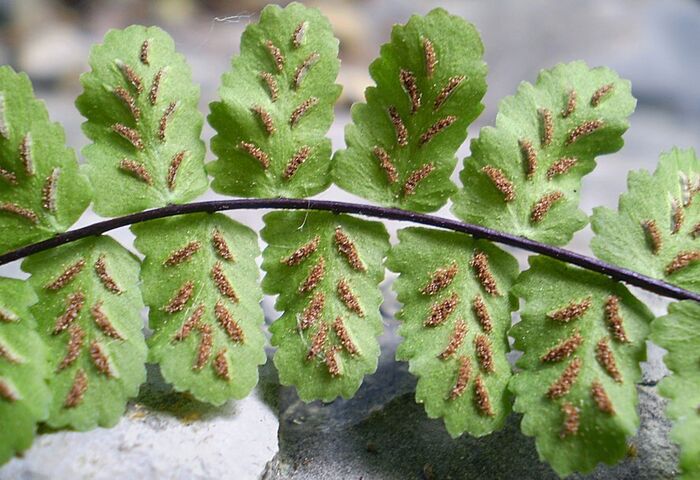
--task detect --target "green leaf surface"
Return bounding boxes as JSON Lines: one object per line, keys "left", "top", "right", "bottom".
{"left": 22, "top": 236, "right": 146, "bottom": 430}
{"left": 591, "top": 147, "right": 700, "bottom": 293}
{"left": 386, "top": 228, "right": 518, "bottom": 437}
{"left": 452, "top": 61, "right": 635, "bottom": 245}
{"left": 77, "top": 25, "right": 207, "bottom": 216}
{"left": 510, "top": 256, "right": 652, "bottom": 476}
{"left": 208, "top": 2, "right": 341, "bottom": 198}
{"left": 334, "top": 8, "right": 487, "bottom": 212}
{"left": 0, "top": 277, "right": 49, "bottom": 465}
{"left": 133, "top": 213, "right": 265, "bottom": 405}
{"left": 0, "top": 66, "right": 91, "bottom": 253}
{"left": 651, "top": 301, "right": 700, "bottom": 480}
{"left": 261, "top": 211, "right": 389, "bottom": 402}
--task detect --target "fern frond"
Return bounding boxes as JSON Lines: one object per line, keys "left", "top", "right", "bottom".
{"left": 386, "top": 228, "right": 518, "bottom": 437}
{"left": 333, "top": 8, "right": 487, "bottom": 212}
{"left": 510, "top": 256, "right": 653, "bottom": 476}
{"left": 208, "top": 3, "right": 341, "bottom": 198}
{"left": 261, "top": 211, "right": 389, "bottom": 402}
{"left": 21, "top": 236, "right": 146, "bottom": 430}
{"left": 0, "top": 66, "right": 91, "bottom": 253}
{"left": 452, "top": 61, "right": 635, "bottom": 245}
{"left": 0, "top": 278, "right": 49, "bottom": 464}
{"left": 77, "top": 25, "right": 207, "bottom": 216}
{"left": 132, "top": 213, "right": 266, "bottom": 405}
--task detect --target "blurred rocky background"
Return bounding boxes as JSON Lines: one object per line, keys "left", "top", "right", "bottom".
{"left": 0, "top": 0, "right": 699, "bottom": 478}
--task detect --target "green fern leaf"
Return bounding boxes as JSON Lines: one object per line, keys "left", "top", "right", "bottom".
{"left": 0, "top": 277, "right": 50, "bottom": 465}
{"left": 333, "top": 8, "right": 487, "bottom": 212}
{"left": 132, "top": 213, "right": 266, "bottom": 405}
{"left": 0, "top": 66, "right": 91, "bottom": 253}
{"left": 208, "top": 2, "right": 341, "bottom": 198}
{"left": 591, "top": 147, "right": 700, "bottom": 293}
{"left": 651, "top": 301, "right": 700, "bottom": 480}
{"left": 261, "top": 211, "right": 389, "bottom": 402}
{"left": 77, "top": 25, "right": 207, "bottom": 216}
{"left": 386, "top": 228, "right": 518, "bottom": 437}
{"left": 509, "top": 256, "right": 653, "bottom": 476}
{"left": 21, "top": 236, "right": 146, "bottom": 430}
{"left": 452, "top": 61, "right": 635, "bottom": 245}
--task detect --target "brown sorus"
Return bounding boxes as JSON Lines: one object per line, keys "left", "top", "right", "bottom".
{"left": 596, "top": 338, "right": 622, "bottom": 382}
{"left": 90, "top": 340, "right": 113, "bottom": 377}
{"left": 591, "top": 84, "right": 614, "bottom": 107}
{"left": 94, "top": 254, "right": 122, "bottom": 294}
{"left": 0, "top": 94, "right": 8, "bottom": 140}
{"left": 289, "top": 97, "right": 319, "bottom": 127}
{"left": 57, "top": 325, "right": 85, "bottom": 372}
{"left": 42, "top": 168, "right": 60, "bottom": 213}
{"left": 547, "top": 157, "right": 578, "bottom": 180}
{"left": 0, "top": 379, "right": 18, "bottom": 402}
{"left": 112, "top": 123, "right": 144, "bottom": 150}
{"left": 547, "top": 357, "right": 582, "bottom": 399}
{"left": 541, "top": 330, "right": 583, "bottom": 363}
{"left": 665, "top": 250, "right": 700, "bottom": 275}
{"left": 259, "top": 72, "right": 279, "bottom": 102}
{"left": 140, "top": 39, "right": 150, "bottom": 65}
{"left": 193, "top": 324, "right": 213, "bottom": 371}
{"left": 299, "top": 256, "right": 326, "bottom": 294}
{"left": 481, "top": 166, "right": 515, "bottom": 202}
{"left": 283, "top": 145, "right": 312, "bottom": 178}
{"left": 566, "top": 120, "right": 604, "bottom": 145}
{"left": 212, "top": 229, "right": 234, "bottom": 261}
{"left": 0, "top": 202, "right": 39, "bottom": 224}
{"left": 91, "top": 301, "right": 124, "bottom": 340}
{"left": 403, "top": 163, "right": 435, "bottom": 196}
{"left": 163, "top": 281, "right": 194, "bottom": 313}
{"left": 372, "top": 146, "right": 398, "bottom": 183}
{"left": 292, "top": 21, "right": 307, "bottom": 48}
{"left": 421, "top": 263, "right": 458, "bottom": 295}
{"left": 164, "top": 241, "right": 201, "bottom": 266}
{"left": 438, "top": 319, "right": 467, "bottom": 360}
{"left": 449, "top": 355, "right": 471, "bottom": 400}
{"left": 470, "top": 251, "right": 500, "bottom": 296}
{"left": 324, "top": 347, "right": 341, "bottom": 377}
{"left": 173, "top": 303, "right": 205, "bottom": 341}
{"left": 239, "top": 141, "right": 270, "bottom": 170}
{"left": 45, "top": 259, "right": 86, "bottom": 291}
{"left": 19, "top": 133, "right": 34, "bottom": 176}
{"left": 158, "top": 102, "right": 177, "bottom": 141}
{"left": 306, "top": 322, "right": 328, "bottom": 361}
{"left": 282, "top": 236, "right": 320, "bottom": 266}
{"left": 671, "top": 200, "right": 685, "bottom": 234}
{"left": 400, "top": 69, "right": 421, "bottom": 114}
{"left": 215, "top": 300, "right": 244, "bottom": 343}
{"left": 547, "top": 296, "right": 592, "bottom": 323}
{"left": 0, "top": 341, "right": 20, "bottom": 364}
{"left": 519, "top": 139, "right": 538, "bottom": 179}
{"left": 531, "top": 191, "right": 564, "bottom": 223}
{"left": 692, "top": 222, "right": 700, "bottom": 239}
{"left": 300, "top": 292, "right": 325, "bottom": 330}
{"left": 211, "top": 261, "right": 239, "bottom": 302}
{"left": 64, "top": 369, "right": 88, "bottom": 408}
{"left": 252, "top": 105, "right": 276, "bottom": 135}
{"left": 540, "top": 108, "right": 553, "bottom": 147}
{"left": 149, "top": 69, "right": 164, "bottom": 105}
{"left": 167, "top": 151, "right": 186, "bottom": 191}
{"left": 388, "top": 106, "right": 408, "bottom": 147}
{"left": 53, "top": 292, "right": 86, "bottom": 334}
{"left": 472, "top": 295, "right": 493, "bottom": 334}
{"left": 0, "top": 307, "right": 17, "bottom": 323}
{"left": 333, "top": 316, "right": 359, "bottom": 356}
{"left": 119, "top": 159, "right": 153, "bottom": 185}
{"left": 425, "top": 292, "right": 460, "bottom": 327}
{"left": 293, "top": 52, "right": 320, "bottom": 90}
{"left": 423, "top": 38, "right": 437, "bottom": 78}
{"left": 213, "top": 348, "right": 230, "bottom": 381}
{"left": 337, "top": 279, "right": 364, "bottom": 317}
{"left": 113, "top": 86, "right": 141, "bottom": 120}
{"left": 0, "top": 167, "right": 17, "bottom": 185}
{"left": 434, "top": 75, "right": 465, "bottom": 111}
{"left": 591, "top": 380, "right": 615, "bottom": 414}
{"left": 560, "top": 402, "right": 580, "bottom": 438}
{"left": 265, "top": 40, "right": 285, "bottom": 72}
{"left": 118, "top": 62, "right": 143, "bottom": 93}
{"left": 419, "top": 116, "right": 457, "bottom": 146}
{"left": 474, "top": 375, "right": 494, "bottom": 416}
{"left": 475, "top": 334, "right": 495, "bottom": 373}
{"left": 335, "top": 228, "right": 366, "bottom": 271}
{"left": 604, "top": 295, "right": 629, "bottom": 343}
{"left": 562, "top": 90, "right": 577, "bottom": 118}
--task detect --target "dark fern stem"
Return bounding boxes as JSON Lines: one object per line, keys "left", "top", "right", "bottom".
{"left": 0, "top": 198, "right": 697, "bottom": 303}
